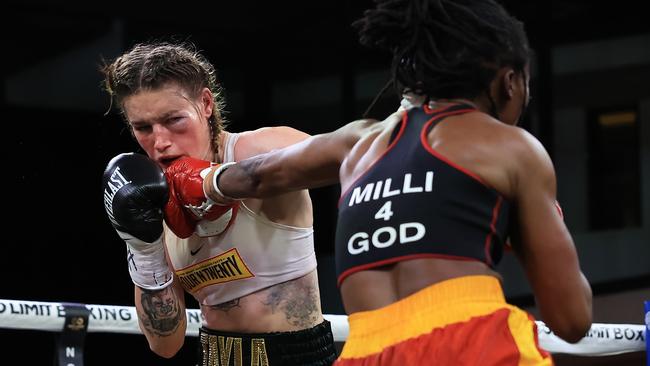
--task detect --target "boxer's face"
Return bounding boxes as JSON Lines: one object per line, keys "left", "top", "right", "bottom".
{"left": 123, "top": 83, "right": 214, "bottom": 170}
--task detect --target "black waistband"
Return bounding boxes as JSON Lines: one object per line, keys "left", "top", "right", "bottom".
{"left": 198, "top": 320, "right": 336, "bottom": 366}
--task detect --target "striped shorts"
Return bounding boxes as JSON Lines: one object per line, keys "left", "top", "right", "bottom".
{"left": 335, "top": 275, "right": 552, "bottom": 366}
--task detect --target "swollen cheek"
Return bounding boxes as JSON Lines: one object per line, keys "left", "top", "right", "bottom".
{"left": 141, "top": 142, "right": 154, "bottom": 155}
{"left": 144, "top": 137, "right": 160, "bottom": 152}
{"left": 134, "top": 134, "right": 152, "bottom": 148}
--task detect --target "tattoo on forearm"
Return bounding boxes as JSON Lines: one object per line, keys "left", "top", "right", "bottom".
{"left": 139, "top": 287, "right": 183, "bottom": 337}
{"left": 240, "top": 156, "right": 263, "bottom": 179}
{"left": 263, "top": 278, "right": 319, "bottom": 328}
{"left": 209, "top": 298, "right": 241, "bottom": 313}
{"left": 230, "top": 157, "right": 264, "bottom": 196}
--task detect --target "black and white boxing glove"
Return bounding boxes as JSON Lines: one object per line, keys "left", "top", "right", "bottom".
{"left": 102, "top": 152, "right": 173, "bottom": 290}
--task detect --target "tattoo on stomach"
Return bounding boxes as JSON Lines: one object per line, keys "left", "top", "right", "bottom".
{"left": 263, "top": 279, "right": 319, "bottom": 328}
{"left": 209, "top": 298, "right": 241, "bottom": 313}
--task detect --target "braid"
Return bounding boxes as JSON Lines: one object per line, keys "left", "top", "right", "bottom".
{"left": 353, "top": 0, "right": 530, "bottom": 100}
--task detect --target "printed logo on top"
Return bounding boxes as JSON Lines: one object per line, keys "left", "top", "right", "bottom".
{"left": 176, "top": 248, "right": 254, "bottom": 293}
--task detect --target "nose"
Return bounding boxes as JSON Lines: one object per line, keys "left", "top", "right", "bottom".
{"left": 152, "top": 124, "right": 172, "bottom": 152}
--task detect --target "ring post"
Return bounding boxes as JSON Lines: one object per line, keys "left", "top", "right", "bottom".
{"left": 645, "top": 300, "right": 649, "bottom": 366}
{"left": 55, "top": 303, "right": 90, "bottom": 366}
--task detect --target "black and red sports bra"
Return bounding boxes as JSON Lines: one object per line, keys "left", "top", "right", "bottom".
{"left": 335, "top": 104, "right": 510, "bottom": 286}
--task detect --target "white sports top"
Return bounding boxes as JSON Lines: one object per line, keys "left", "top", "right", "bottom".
{"left": 163, "top": 132, "right": 317, "bottom": 305}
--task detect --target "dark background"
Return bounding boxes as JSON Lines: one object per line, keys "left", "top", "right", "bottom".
{"left": 2, "top": 1, "right": 649, "bottom": 365}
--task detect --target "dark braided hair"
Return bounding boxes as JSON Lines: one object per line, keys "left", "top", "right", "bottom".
{"left": 101, "top": 42, "right": 227, "bottom": 154}
{"left": 353, "top": 0, "right": 530, "bottom": 106}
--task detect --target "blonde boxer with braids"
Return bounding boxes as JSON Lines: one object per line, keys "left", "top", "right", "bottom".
{"left": 100, "top": 42, "right": 336, "bottom": 365}
{"left": 195, "top": 0, "right": 593, "bottom": 364}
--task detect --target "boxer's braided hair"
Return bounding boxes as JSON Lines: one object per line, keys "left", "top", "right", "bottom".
{"left": 354, "top": 0, "right": 530, "bottom": 116}
{"left": 102, "top": 42, "right": 227, "bottom": 154}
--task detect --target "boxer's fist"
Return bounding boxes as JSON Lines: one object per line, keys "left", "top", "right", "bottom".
{"left": 102, "top": 153, "right": 172, "bottom": 290}
{"left": 164, "top": 157, "right": 236, "bottom": 238}
{"left": 102, "top": 153, "right": 168, "bottom": 242}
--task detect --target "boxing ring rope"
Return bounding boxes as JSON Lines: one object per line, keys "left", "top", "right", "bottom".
{"left": 1, "top": 299, "right": 646, "bottom": 357}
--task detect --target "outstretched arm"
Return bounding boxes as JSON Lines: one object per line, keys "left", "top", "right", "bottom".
{"left": 209, "top": 118, "right": 377, "bottom": 199}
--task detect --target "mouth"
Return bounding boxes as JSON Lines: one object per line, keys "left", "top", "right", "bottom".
{"left": 158, "top": 156, "right": 181, "bottom": 168}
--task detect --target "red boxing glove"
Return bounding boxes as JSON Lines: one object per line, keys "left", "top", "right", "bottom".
{"left": 164, "top": 157, "right": 236, "bottom": 239}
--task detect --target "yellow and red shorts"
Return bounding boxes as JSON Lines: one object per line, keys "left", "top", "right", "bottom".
{"left": 335, "top": 275, "right": 552, "bottom": 366}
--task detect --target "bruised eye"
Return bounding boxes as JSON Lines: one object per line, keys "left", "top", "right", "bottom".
{"left": 167, "top": 116, "right": 185, "bottom": 124}
{"left": 132, "top": 125, "right": 152, "bottom": 133}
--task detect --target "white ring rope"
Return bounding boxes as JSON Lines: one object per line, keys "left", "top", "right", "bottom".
{"left": 0, "top": 299, "right": 645, "bottom": 357}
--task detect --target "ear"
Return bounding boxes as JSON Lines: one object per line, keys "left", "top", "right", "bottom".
{"left": 501, "top": 68, "right": 517, "bottom": 100}
{"left": 199, "top": 87, "right": 214, "bottom": 120}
